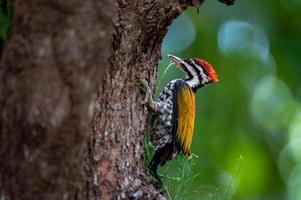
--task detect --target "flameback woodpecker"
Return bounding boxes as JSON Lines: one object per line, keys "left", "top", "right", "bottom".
{"left": 140, "top": 54, "right": 218, "bottom": 181}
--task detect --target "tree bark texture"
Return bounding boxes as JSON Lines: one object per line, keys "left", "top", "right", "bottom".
{"left": 0, "top": 0, "right": 235, "bottom": 199}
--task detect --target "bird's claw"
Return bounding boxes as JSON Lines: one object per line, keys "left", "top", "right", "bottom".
{"left": 137, "top": 78, "right": 152, "bottom": 105}
{"left": 137, "top": 78, "right": 149, "bottom": 93}
{"left": 139, "top": 96, "right": 148, "bottom": 105}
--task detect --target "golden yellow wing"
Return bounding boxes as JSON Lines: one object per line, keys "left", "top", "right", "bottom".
{"left": 176, "top": 83, "right": 195, "bottom": 156}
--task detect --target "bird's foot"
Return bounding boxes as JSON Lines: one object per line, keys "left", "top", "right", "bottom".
{"left": 137, "top": 78, "right": 151, "bottom": 104}
{"left": 137, "top": 78, "right": 150, "bottom": 92}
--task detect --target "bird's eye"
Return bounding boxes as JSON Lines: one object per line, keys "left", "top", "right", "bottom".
{"left": 186, "top": 59, "right": 193, "bottom": 65}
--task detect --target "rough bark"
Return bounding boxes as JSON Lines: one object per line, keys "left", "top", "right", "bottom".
{"left": 0, "top": 0, "right": 113, "bottom": 199}
{"left": 0, "top": 0, "right": 235, "bottom": 199}
{"left": 82, "top": 1, "right": 189, "bottom": 199}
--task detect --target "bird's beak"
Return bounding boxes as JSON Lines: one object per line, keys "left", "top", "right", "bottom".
{"left": 168, "top": 54, "right": 186, "bottom": 70}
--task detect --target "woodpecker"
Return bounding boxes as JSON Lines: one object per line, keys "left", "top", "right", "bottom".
{"left": 140, "top": 54, "right": 218, "bottom": 181}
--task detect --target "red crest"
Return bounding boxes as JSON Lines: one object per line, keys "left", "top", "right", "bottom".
{"left": 193, "top": 58, "right": 218, "bottom": 82}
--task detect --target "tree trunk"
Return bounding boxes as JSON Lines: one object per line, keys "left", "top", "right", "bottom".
{"left": 0, "top": 0, "right": 234, "bottom": 199}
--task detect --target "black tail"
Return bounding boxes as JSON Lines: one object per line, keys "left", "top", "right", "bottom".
{"left": 150, "top": 152, "right": 162, "bottom": 182}
{"left": 150, "top": 143, "right": 174, "bottom": 183}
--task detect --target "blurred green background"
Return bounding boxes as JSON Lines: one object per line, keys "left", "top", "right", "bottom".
{"left": 0, "top": 0, "right": 12, "bottom": 53}
{"left": 1, "top": 0, "right": 300, "bottom": 199}
{"left": 157, "top": 1, "right": 301, "bottom": 200}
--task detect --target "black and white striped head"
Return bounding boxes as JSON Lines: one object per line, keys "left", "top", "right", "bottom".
{"left": 168, "top": 54, "right": 218, "bottom": 91}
